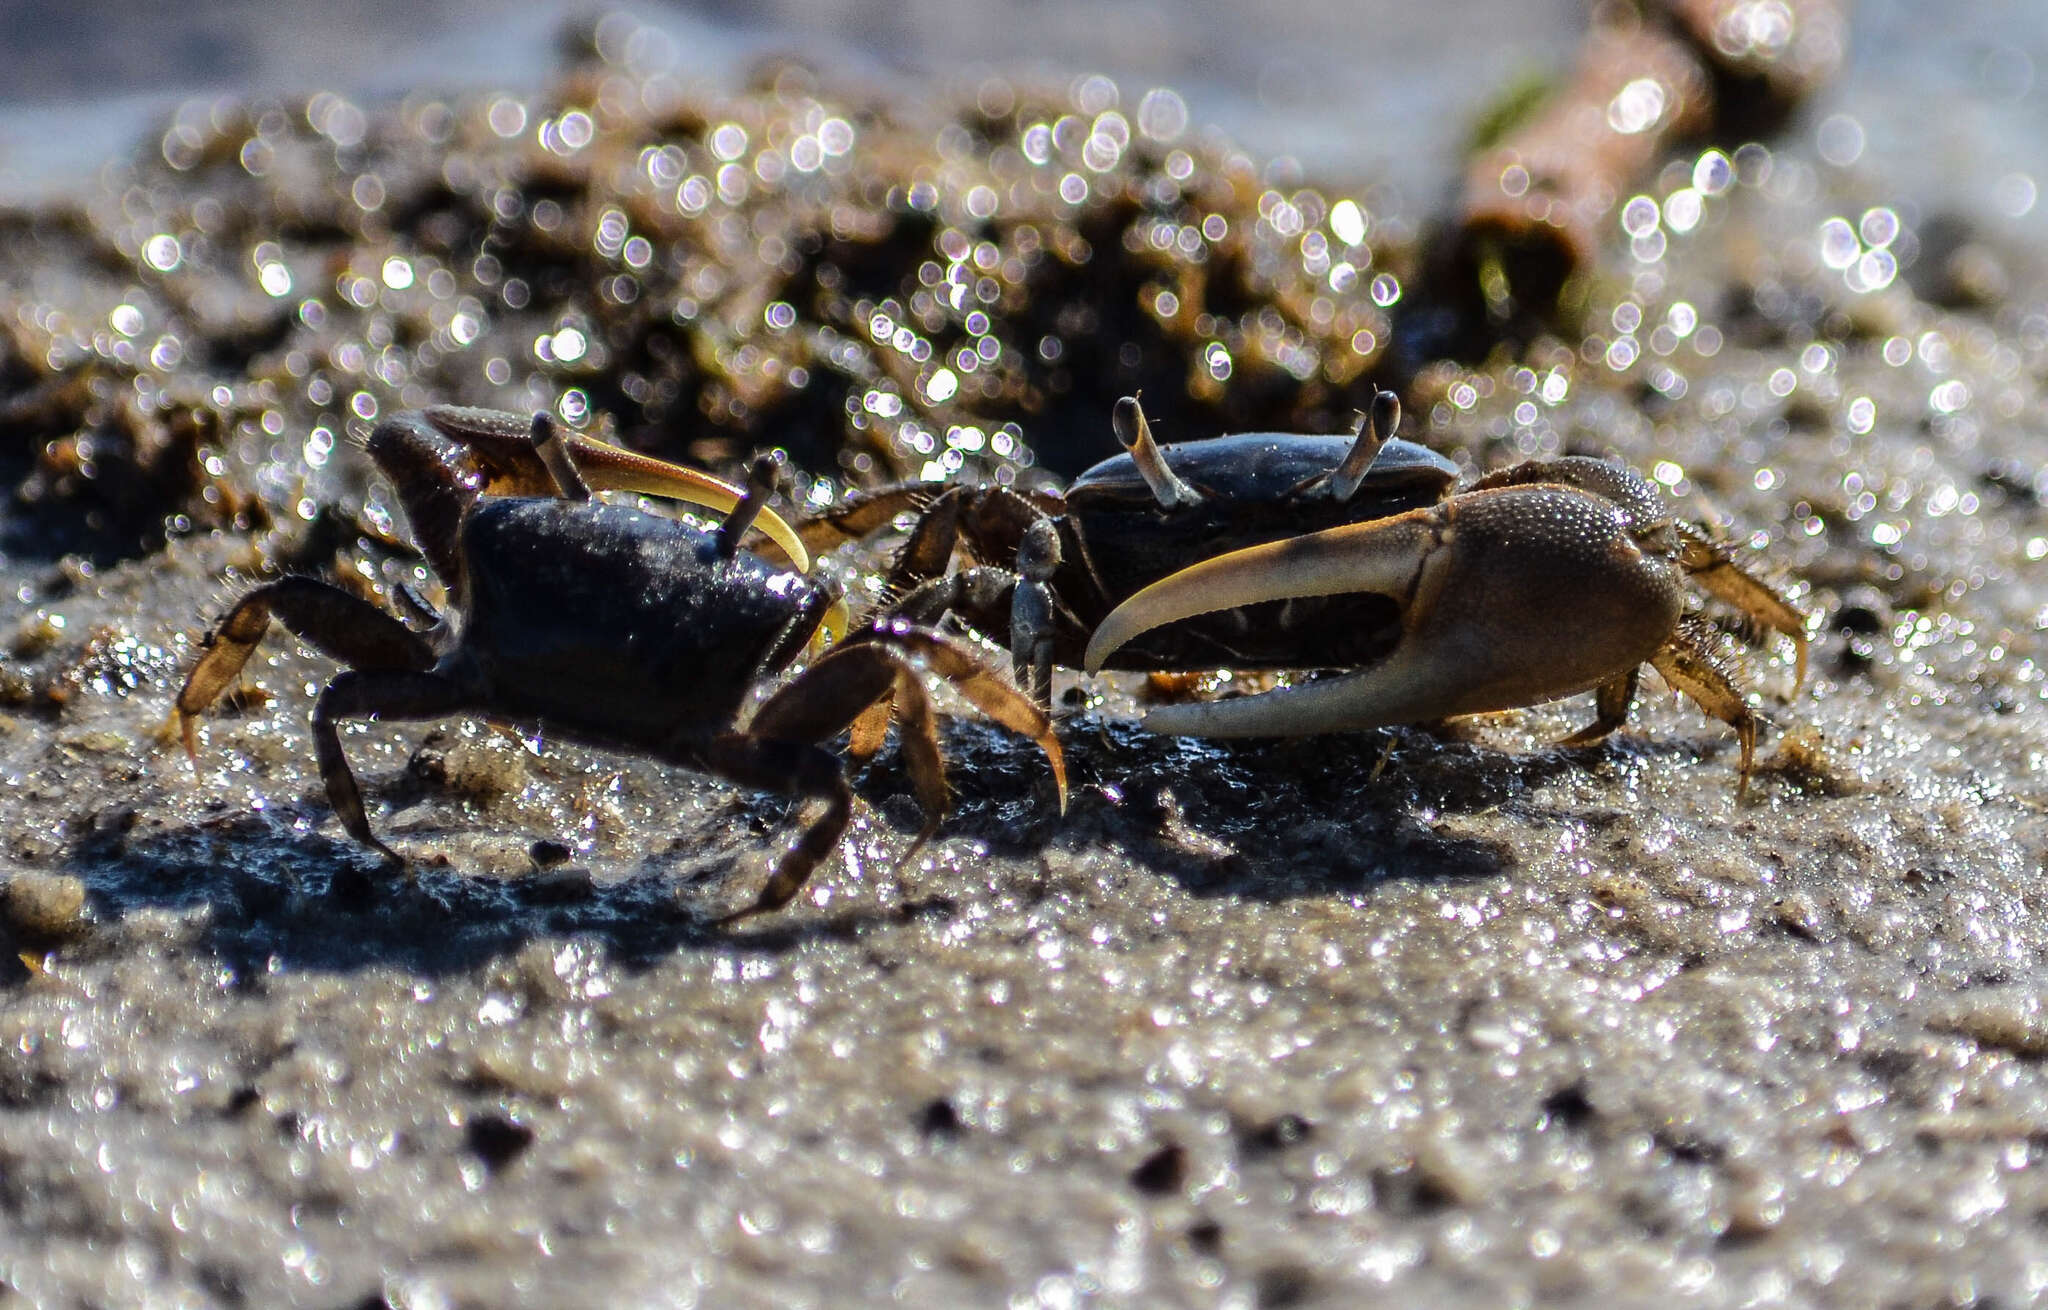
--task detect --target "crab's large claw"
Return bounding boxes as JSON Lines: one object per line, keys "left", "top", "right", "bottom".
{"left": 1083, "top": 485, "right": 1687, "bottom": 738}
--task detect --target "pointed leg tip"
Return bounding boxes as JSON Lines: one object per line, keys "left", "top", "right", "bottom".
{"left": 712, "top": 893, "right": 786, "bottom": 930}
{"left": 892, "top": 827, "right": 938, "bottom": 876}
{"left": 1735, "top": 719, "right": 1758, "bottom": 800}
{"left": 171, "top": 710, "right": 199, "bottom": 762}
{"left": 1042, "top": 741, "right": 1070, "bottom": 814}
{"left": 710, "top": 905, "right": 762, "bottom": 930}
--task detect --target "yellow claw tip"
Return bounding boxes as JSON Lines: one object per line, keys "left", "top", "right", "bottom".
{"left": 562, "top": 433, "right": 812, "bottom": 573}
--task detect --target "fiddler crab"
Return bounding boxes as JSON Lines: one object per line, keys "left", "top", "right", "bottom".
{"left": 173, "top": 407, "right": 1066, "bottom": 923}
{"left": 808, "top": 391, "right": 1808, "bottom": 790}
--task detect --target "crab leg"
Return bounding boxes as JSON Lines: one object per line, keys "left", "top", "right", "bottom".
{"left": 174, "top": 580, "right": 438, "bottom": 757}
{"left": 1084, "top": 485, "right": 1684, "bottom": 738}
{"left": 1648, "top": 615, "right": 1759, "bottom": 792}
{"left": 720, "top": 623, "right": 1066, "bottom": 921}
{"left": 312, "top": 669, "right": 472, "bottom": 863}
{"left": 1558, "top": 667, "right": 1642, "bottom": 747}
{"left": 700, "top": 735, "right": 855, "bottom": 925}
{"left": 1675, "top": 524, "right": 1809, "bottom": 687}
{"left": 872, "top": 623, "right": 1069, "bottom": 813}
{"left": 795, "top": 485, "right": 932, "bottom": 555}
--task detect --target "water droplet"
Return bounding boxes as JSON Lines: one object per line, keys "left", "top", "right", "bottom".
{"left": 487, "top": 98, "right": 527, "bottom": 138}
{"left": 1816, "top": 113, "right": 1865, "bottom": 167}
{"left": 1329, "top": 199, "right": 1367, "bottom": 247}
{"left": 1663, "top": 188, "right": 1703, "bottom": 234}
{"left": 142, "top": 234, "right": 181, "bottom": 272}
{"left": 710, "top": 123, "right": 749, "bottom": 162}
{"left": 1818, "top": 218, "right": 1859, "bottom": 270}
{"left": 1693, "top": 150, "right": 1733, "bottom": 195}
{"left": 1993, "top": 172, "right": 2037, "bottom": 218}
{"left": 1858, "top": 207, "right": 1898, "bottom": 249}
{"left": 818, "top": 118, "right": 855, "bottom": 156}
{"left": 1137, "top": 89, "right": 1188, "bottom": 141}
{"left": 1607, "top": 78, "right": 1668, "bottom": 135}
{"left": 1853, "top": 247, "right": 1897, "bottom": 292}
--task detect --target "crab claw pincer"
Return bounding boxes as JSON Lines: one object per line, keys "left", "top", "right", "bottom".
{"left": 1083, "top": 483, "right": 1688, "bottom": 739}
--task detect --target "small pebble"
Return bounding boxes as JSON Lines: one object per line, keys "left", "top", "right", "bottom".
{"left": 1130, "top": 1142, "right": 1189, "bottom": 1196}
{"left": 465, "top": 1113, "right": 536, "bottom": 1171}
{"left": 0, "top": 871, "right": 90, "bottom": 945}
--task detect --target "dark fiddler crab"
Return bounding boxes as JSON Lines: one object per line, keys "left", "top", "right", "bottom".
{"left": 173, "top": 407, "right": 1066, "bottom": 922}
{"left": 808, "top": 392, "right": 1807, "bottom": 788}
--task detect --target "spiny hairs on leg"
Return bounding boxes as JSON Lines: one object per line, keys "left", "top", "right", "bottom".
{"left": 1675, "top": 522, "right": 1808, "bottom": 686}
{"left": 1649, "top": 613, "right": 1759, "bottom": 794}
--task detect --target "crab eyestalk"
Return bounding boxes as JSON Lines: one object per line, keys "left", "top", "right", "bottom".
{"left": 718, "top": 451, "right": 784, "bottom": 561}
{"left": 530, "top": 412, "right": 592, "bottom": 501}
{"left": 1325, "top": 389, "right": 1401, "bottom": 502}
{"left": 1111, "top": 396, "right": 1203, "bottom": 509}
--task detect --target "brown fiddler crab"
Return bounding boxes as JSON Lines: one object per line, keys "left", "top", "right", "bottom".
{"left": 173, "top": 406, "right": 1067, "bottom": 923}
{"left": 805, "top": 391, "right": 1807, "bottom": 791}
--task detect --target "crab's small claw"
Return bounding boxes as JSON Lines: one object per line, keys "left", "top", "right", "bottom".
{"left": 1084, "top": 485, "right": 1685, "bottom": 739}
{"left": 415, "top": 407, "right": 812, "bottom": 572}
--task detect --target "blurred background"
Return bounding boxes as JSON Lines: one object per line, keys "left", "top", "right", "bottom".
{"left": 1, "top": 0, "right": 2042, "bottom": 246}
